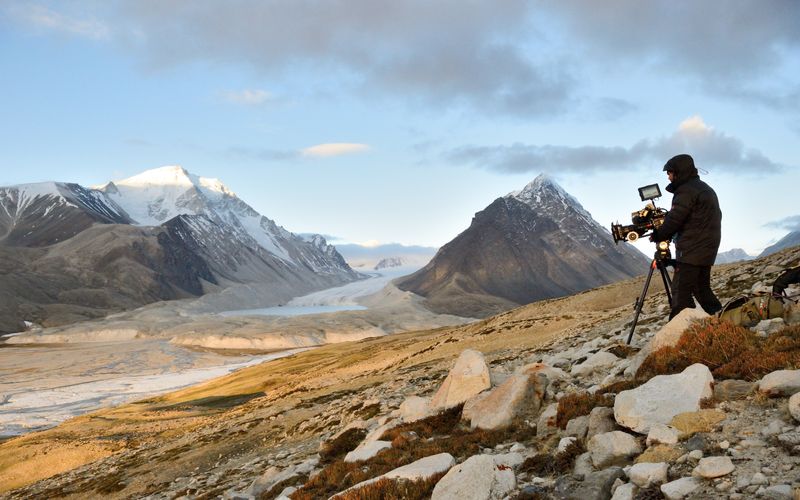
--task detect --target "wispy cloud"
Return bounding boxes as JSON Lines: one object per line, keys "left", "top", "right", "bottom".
{"left": 765, "top": 215, "right": 800, "bottom": 232}
{"left": 6, "top": 4, "right": 109, "bottom": 40}
{"left": 301, "top": 143, "right": 369, "bottom": 158}
{"left": 221, "top": 89, "right": 273, "bottom": 106}
{"left": 446, "top": 116, "right": 785, "bottom": 174}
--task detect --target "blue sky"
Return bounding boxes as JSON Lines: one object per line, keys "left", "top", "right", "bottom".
{"left": 1, "top": 1, "right": 798, "bottom": 255}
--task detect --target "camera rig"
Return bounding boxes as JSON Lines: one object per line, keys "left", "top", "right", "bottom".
{"left": 611, "top": 184, "right": 668, "bottom": 243}
{"left": 610, "top": 183, "right": 675, "bottom": 344}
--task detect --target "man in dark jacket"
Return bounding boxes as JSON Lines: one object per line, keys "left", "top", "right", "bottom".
{"left": 651, "top": 154, "right": 722, "bottom": 319}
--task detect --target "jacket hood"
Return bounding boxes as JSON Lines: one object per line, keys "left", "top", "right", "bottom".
{"left": 664, "top": 154, "right": 699, "bottom": 192}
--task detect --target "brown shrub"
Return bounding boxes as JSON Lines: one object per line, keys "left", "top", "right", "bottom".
{"left": 380, "top": 404, "right": 464, "bottom": 442}
{"left": 636, "top": 318, "right": 800, "bottom": 381}
{"left": 319, "top": 427, "right": 367, "bottom": 463}
{"left": 334, "top": 472, "right": 447, "bottom": 500}
{"left": 556, "top": 392, "right": 614, "bottom": 429}
{"left": 597, "top": 379, "right": 643, "bottom": 395}
{"left": 519, "top": 439, "right": 586, "bottom": 476}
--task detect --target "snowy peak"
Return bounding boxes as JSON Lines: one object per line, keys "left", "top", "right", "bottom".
{"left": 506, "top": 173, "right": 592, "bottom": 222}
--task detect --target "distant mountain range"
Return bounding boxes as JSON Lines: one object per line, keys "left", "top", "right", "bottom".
{"left": 0, "top": 166, "right": 360, "bottom": 334}
{"left": 759, "top": 231, "right": 800, "bottom": 258}
{"left": 715, "top": 248, "right": 754, "bottom": 265}
{"left": 396, "top": 175, "right": 649, "bottom": 318}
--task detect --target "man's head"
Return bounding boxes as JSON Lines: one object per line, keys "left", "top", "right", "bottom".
{"left": 663, "top": 154, "right": 698, "bottom": 184}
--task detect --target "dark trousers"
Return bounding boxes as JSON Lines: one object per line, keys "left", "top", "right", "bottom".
{"left": 669, "top": 262, "right": 722, "bottom": 320}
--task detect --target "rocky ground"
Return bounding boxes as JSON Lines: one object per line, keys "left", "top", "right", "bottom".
{"left": 1, "top": 246, "right": 799, "bottom": 499}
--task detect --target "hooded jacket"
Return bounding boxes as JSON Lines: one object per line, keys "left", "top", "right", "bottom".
{"left": 652, "top": 155, "right": 722, "bottom": 266}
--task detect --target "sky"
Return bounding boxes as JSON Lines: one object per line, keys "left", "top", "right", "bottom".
{"left": 0, "top": 1, "right": 798, "bottom": 256}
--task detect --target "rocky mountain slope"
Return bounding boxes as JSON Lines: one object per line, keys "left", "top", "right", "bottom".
{"left": 397, "top": 174, "right": 649, "bottom": 318}
{"left": 761, "top": 231, "right": 800, "bottom": 258}
{"left": 715, "top": 248, "right": 754, "bottom": 265}
{"left": 4, "top": 241, "right": 796, "bottom": 499}
{"left": 0, "top": 167, "right": 360, "bottom": 334}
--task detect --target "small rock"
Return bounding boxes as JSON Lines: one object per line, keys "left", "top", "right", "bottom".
{"left": 628, "top": 462, "right": 668, "bottom": 488}
{"left": 610, "top": 482, "right": 636, "bottom": 500}
{"left": 761, "top": 419, "right": 784, "bottom": 437}
{"left": 670, "top": 410, "right": 726, "bottom": 437}
{"left": 588, "top": 431, "right": 643, "bottom": 469}
{"left": 566, "top": 415, "right": 590, "bottom": 439}
{"left": 558, "top": 437, "right": 578, "bottom": 454}
{"left": 660, "top": 477, "right": 701, "bottom": 499}
{"left": 750, "top": 472, "right": 769, "bottom": 485}
{"left": 344, "top": 440, "right": 392, "bottom": 463}
{"left": 553, "top": 467, "right": 626, "bottom": 500}
{"left": 646, "top": 424, "right": 679, "bottom": 446}
{"left": 688, "top": 450, "right": 703, "bottom": 460}
{"left": 431, "top": 454, "right": 514, "bottom": 500}
{"left": 571, "top": 351, "right": 620, "bottom": 377}
{"left": 399, "top": 396, "right": 430, "bottom": 423}
{"left": 691, "top": 456, "right": 734, "bottom": 478}
{"left": 537, "top": 403, "right": 559, "bottom": 437}
{"left": 789, "top": 393, "right": 800, "bottom": 423}
{"left": 762, "top": 484, "right": 793, "bottom": 499}
{"left": 587, "top": 406, "right": 616, "bottom": 440}
{"left": 683, "top": 434, "right": 708, "bottom": 452}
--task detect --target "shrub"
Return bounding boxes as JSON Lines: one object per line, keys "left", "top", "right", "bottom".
{"left": 556, "top": 392, "right": 614, "bottom": 429}
{"left": 636, "top": 318, "right": 800, "bottom": 381}
{"left": 333, "top": 473, "right": 446, "bottom": 500}
{"left": 319, "top": 427, "right": 367, "bottom": 463}
{"left": 519, "top": 439, "right": 586, "bottom": 476}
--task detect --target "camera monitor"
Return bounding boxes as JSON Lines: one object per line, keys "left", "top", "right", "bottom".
{"left": 638, "top": 183, "right": 661, "bottom": 202}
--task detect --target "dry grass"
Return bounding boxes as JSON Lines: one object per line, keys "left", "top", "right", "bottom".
{"left": 331, "top": 472, "right": 446, "bottom": 500}
{"left": 319, "top": 428, "right": 368, "bottom": 463}
{"left": 519, "top": 439, "right": 586, "bottom": 477}
{"left": 556, "top": 392, "right": 614, "bottom": 429}
{"left": 292, "top": 405, "right": 538, "bottom": 499}
{"left": 637, "top": 319, "right": 800, "bottom": 381}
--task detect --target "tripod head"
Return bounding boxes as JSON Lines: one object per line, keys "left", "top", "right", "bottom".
{"left": 653, "top": 240, "right": 672, "bottom": 264}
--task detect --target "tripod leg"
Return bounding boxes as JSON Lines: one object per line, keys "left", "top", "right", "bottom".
{"left": 627, "top": 260, "right": 657, "bottom": 345}
{"left": 658, "top": 263, "right": 673, "bottom": 305}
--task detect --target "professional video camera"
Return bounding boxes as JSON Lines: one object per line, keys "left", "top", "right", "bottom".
{"left": 610, "top": 183, "right": 668, "bottom": 243}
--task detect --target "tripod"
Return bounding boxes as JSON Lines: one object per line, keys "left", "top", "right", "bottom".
{"left": 626, "top": 241, "right": 674, "bottom": 345}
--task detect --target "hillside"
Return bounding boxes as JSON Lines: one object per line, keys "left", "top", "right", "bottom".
{"left": 2, "top": 244, "right": 798, "bottom": 498}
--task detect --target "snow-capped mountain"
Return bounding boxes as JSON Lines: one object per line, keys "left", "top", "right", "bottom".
{"left": 0, "top": 166, "right": 360, "bottom": 333}
{"left": 97, "top": 166, "right": 353, "bottom": 277}
{"left": 0, "top": 182, "right": 131, "bottom": 246}
{"left": 397, "top": 174, "right": 649, "bottom": 318}
{"left": 715, "top": 248, "right": 754, "bottom": 265}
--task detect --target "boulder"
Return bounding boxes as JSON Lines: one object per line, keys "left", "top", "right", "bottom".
{"left": 537, "top": 403, "right": 559, "bottom": 437}
{"left": 558, "top": 437, "right": 578, "bottom": 453}
{"left": 660, "top": 477, "right": 701, "bottom": 499}
{"left": 692, "top": 456, "right": 734, "bottom": 478}
{"left": 344, "top": 440, "right": 392, "bottom": 463}
{"left": 431, "top": 454, "right": 515, "bottom": 500}
{"left": 587, "top": 406, "right": 617, "bottom": 440}
{"left": 758, "top": 369, "right": 800, "bottom": 397}
{"left": 566, "top": 415, "right": 590, "bottom": 439}
{"left": 610, "top": 482, "right": 636, "bottom": 500}
{"left": 430, "top": 349, "right": 491, "bottom": 410}
{"left": 521, "top": 362, "right": 569, "bottom": 381}
{"left": 468, "top": 372, "right": 547, "bottom": 430}
{"left": 248, "top": 458, "right": 318, "bottom": 497}
{"left": 399, "top": 396, "right": 430, "bottom": 423}
{"left": 635, "top": 444, "right": 683, "bottom": 464}
{"left": 587, "top": 431, "right": 643, "bottom": 468}
{"left": 614, "top": 363, "right": 714, "bottom": 434}
{"left": 628, "top": 462, "right": 668, "bottom": 488}
{"left": 789, "top": 392, "right": 800, "bottom": 423}
{"left": 571, "top": 351, "right": 620, "bottom": 377}
{"left": 333, "top": 453, "right": 455, "bottom": 498}
{"left": 646, "top": 424, "right": 680, "bottom": 446}
{"left": 553, "top": 467, "right": 625, "bottom": 500}
{"left": 650, "top": 308, "right": 709, "bottom": 352}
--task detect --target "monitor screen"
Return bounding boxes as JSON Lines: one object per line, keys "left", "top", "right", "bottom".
{"left": 638, "top": 184, "right": 661, "bottom": 201}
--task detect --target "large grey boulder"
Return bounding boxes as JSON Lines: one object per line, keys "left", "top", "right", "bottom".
{"left": 614, "top": 363, "right": 714, "bottom": 434}
{"left": 691, "top": 456, "right": 734, "bottom": 478}
{"left": 587, "top": 407, "right": 616, "bottom": 440}
{"left": 468, "top": 372, "right": 547, "bottom": 430}
{"left": 758, "top": 369, "right": 800, "bottom": 397}
{"left": 571, "top": 351, "right": 620, "bottom": 377}
{"left": 553, "top": 467, "right": 626, "bottom": 500}
{"left": 333, "top": 453, "right": 455, "bottom": 498}
{"left": 430, "top": 349, "right": 491, "bottom": 410}
{"left": 431, "top": 454, "right": 515, "bottom": 500}
{"left": 587, "top": 431, "right": 643, "bottom": 468}
{"left": 344, "top": 440, "right": 392, "bottom": 463}
{"left": 628, "top": 462, "right": 668, "bottom": 488}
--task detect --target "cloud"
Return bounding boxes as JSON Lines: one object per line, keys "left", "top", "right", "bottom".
{"left": 765, "top": 215, "right": 800, "bottom": 232}
{"left": 447, "top": 116, "right": 785, "bottom": 174}
{"left": 5, "top": 4, "right": 109, "bottom": 40}
{"left": 221, "top": 89, "right": 273, "bottom": 106}
{"left": 301, "top": 143, "right": 369, "bottom": 158}
{"left": 544, "top": 1, "right": 800, "bottom": 110}
{"left": 89, "top": 1, "right": 576, "bottom": 118}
